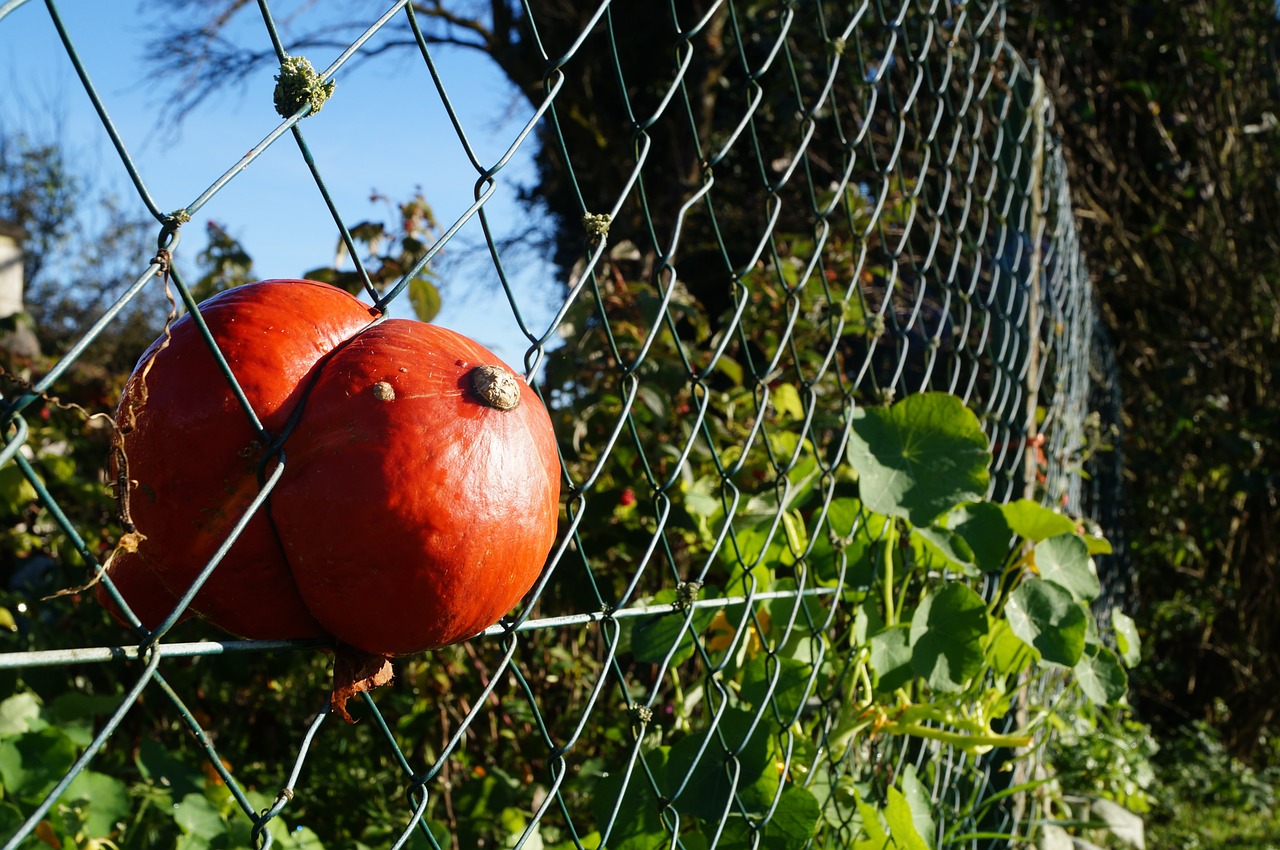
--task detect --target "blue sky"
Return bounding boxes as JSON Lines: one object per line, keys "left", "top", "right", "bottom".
{"left": 0, "top": 0, "right": 559, "bottom": 365}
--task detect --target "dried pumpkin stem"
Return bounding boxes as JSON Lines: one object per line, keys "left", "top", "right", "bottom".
{"left": 470, "top": 365, "right": 521, "bottom": 411}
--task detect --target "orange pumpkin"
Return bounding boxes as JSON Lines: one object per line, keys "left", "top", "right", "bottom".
{"left": 99, "top": 279, "right": 560, "bottom": 715}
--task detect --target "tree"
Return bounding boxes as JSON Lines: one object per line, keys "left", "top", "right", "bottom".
{"left": 1012, "top": 0, "right": 1280, "bottom": 757}
{"left": 0, "top": 134, "right": 77, "bottom": 294}
{"left": 149, "top": 2, "right": 982, "bottom": 405}
{"left": 0, "top": 132, "right": 166, "bottom": 373}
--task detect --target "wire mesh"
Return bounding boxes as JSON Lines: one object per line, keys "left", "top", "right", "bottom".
{"left": 0, "top": 1, "right": 1116, "bottom": 848}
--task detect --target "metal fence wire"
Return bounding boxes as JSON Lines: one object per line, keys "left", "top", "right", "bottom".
{"left": 0, "top": 1, "right": 1119, "bottom": 848}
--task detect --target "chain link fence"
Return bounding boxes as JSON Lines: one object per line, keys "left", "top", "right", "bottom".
{"left": 1, "top": 1, "right": 1119, "bottom": 848}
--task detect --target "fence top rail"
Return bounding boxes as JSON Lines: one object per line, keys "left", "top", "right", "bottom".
{"left": 0, "top": 586, "right": 837, "bottom": 669}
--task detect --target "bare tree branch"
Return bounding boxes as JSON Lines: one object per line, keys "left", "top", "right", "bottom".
{"left": 146, "top": 1, "right": 523, "bottom": 127}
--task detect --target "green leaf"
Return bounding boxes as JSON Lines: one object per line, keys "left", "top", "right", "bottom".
{"left": 856, "top": 799, "right": 890, "bottom": 847}
{"left": 0, "top": 803, "right": 24, "bottom": 837}
{"left": 176, "top": 834, "right": 214, "bottom": 850}
{"left": 63, "top": 769, "right": 131, "bottom": 838}
{"left": 910, "top": 525, "right": 978, "bottom": 577}
{"left": 1083, "top": 534, "right": 1112, "bottom": 555}
{"left": 909, "top": 583, "right": 989, "bottom": 692}
{"left": 1111, "top": 609, "right": 1142, "bottom": 667}
{"left": 723, "top": 783, "right": 841, "bottom": 850}
{"left": 847, "top": 394, "right": 990, "bottom": 526}
{"left": 985, "top": 619, "right": 1034, "bottom": 675}
{"left": 1074, "top": 644, "right": 1128, "bottom": 705}
{"left": 0, "top": 728, "right": 77, "bottom": 803}
{"left": 682, "top": 476, "right": 722, "bottom": 520}
{"left": 499, "top": 806, "right": 530, "bottom": 841}
{"left": 869, "top": 625, "right": 914, "bottom": 693}
{"left": 626, "top": 591, "right": 718, "bottom": 665}
{"left": 174, "top": 793, "right": 227, "bottom": 839}
{"left": 947, "top": 501, "right": 1014, "bottom": 572}
{"left": 1004, "top": 579, "right": 1087, "bottom": 667}
{"left": 1034, "top": 534, "right": 1100, "bottom": 602}
{"left": 732, "top": 511, "right": 800, "bottom": 571}
{"left": 666, "top": 710, "right": 777, "bottom": 821}
{"left": 48, "top": 693, "right": 122, "bottom": 748}
{"left": 635, "top": 385, "right": 668, "bottom": 419}
{"left": 281, "top": 826, "right": 327, "bottom": 850}
{"left": 771, "top": 383, "right": 805, "bottom": 421}
{"left": 716, "top": 816, "right": 755, "bottom": 850}
{"left": 1000, "top": 500, "right": 1076, "bottom": 542}
{"left": 137, "top": 737, "right": 205, "bottom": 800}
{"left": 408, "top": 277, "right": 442, "bottom": 322}
{"left": 715, "top": 355, "right": 744, "bottom": 387}
{"left": 349, "top": 220, "right": 386, "bottom": 245}
{"left": 761, "top": 785, "right": 822, "bottom": 850}
{"left": 810, "top": 497, "right": 880, "bottom": 590}
{"left": 899, "top": 765, "right": 936, "bottom": 849}
{"left": 0, "top": 463, "right": 38, "bottom": 517}
{"left": 0, "top": 692, "right": 44, "bottom": 737}
{"left": 764, "top": 578, "right": 824, "bottom": 641}
{"left": 884, "top": 786, "right": 930, "bottom": 850}
{"left": 854, "top": 594, "right": 885, "bottom": 645}
{"left": 302, "top": 266, "right": 338, "bottom": 284}
{"left": 741, "top": 654, "right": 814, "bottom": 722}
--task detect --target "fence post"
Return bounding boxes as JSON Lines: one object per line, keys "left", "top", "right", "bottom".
{"left": 1024, "top": 67, "right": 1047, "bottom": 501}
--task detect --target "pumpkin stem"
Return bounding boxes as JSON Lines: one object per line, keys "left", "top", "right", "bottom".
{"left": 330, "top": 644, "right": 395, "bottom": 723}
{"left": 470, "top": 365, "right": 521, "bottom": 411}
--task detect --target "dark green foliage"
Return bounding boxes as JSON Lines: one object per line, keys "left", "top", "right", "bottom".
{"left": 1011, "top": 0, "right": 1280, "bottom": 758}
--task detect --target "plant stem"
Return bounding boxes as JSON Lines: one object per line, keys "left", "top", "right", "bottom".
{"left": 880, "top": 721, "right": 1033, "bottom": 751}
{"left": 882, "top": 522, "right": 897, "bottom": 625}
{"left": 988, "top": 548, "right": 1036, "bottom": 616}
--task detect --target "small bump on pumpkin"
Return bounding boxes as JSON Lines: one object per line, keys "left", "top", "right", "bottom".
{"left": 372, "top": 381, "right": 396, "bottom": 401}
{"left": 470, "top": 365, "right": 521, "bottom": 411}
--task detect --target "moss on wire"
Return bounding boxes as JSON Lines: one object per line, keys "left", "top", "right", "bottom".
{"left": 273, "top": 55, "right": 335, "bottom": 119}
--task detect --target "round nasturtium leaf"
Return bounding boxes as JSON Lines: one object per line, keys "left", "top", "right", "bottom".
{"left": 910, "top": 525, "right": 979, "bottom": 577}
{"left": 765, "top": 785, "right": 823, "bottom": 849}
{"left": 1034, "top": 533, "right": 1100, "bottom": 602}
{"left": 948, "top": 501, "right": 1015, "bottom": 573}
{"left": 847, "top": 393, "right": 990, "bottom": 527}
{"left": 1004, "top": 578, "right": 1087, "bottom": 667}
{"left": 1073, "top": 644, "right": 1128, "bottom": 705}
{"left": 1111, "top": 609, "right": 1142, "bottom": 667}
{"left": 869, "top": 625, "right": 914, "bottom": 693}
{"left": 909, "top": 583, "right": 989, "bottom": 692}
{"left": 1000, "top": 499, "right": 1077, "bottom": 542}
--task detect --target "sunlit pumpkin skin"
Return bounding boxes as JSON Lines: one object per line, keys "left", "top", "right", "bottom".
{"left": 100, "top": 279, "right": 561, "bottom": 663}
{"left": 271, "top": 320, "right": 561, "bottom": 656}
{"left": 103, "top": 280, "right": 378, "bottom": 639}
{"left": 96, "top": 543, "right": 191, "bottom": 632}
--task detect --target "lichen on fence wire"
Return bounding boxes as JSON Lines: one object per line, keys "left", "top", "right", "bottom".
{"left": 0, "top": 2, "right": 1127, "bottom": 848}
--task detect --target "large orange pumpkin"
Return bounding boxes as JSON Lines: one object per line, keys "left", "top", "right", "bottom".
{"left": 99, "top": 279, "right": 560, "bottom": 713}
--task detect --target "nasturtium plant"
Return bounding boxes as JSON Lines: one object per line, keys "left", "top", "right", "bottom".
{"left": 0, "top": 691, "right": 326, "bottom": 850}
{"left": 590, "top": 389, "right": 1133, "bottom": 849}
{"left": 547, "top": 226, "right": 1130, "bottom": 850}
{"left": 847, "top": 393, "right": 990, "bottom": 526}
